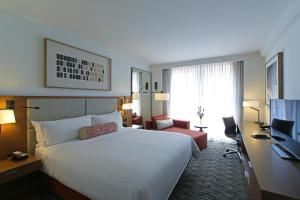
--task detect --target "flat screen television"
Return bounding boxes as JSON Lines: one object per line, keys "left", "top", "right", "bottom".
{"left": 270, "top": 99, "right": 300, "bottom": 160}
{"left": 270, "top": 99, "right": 300, "bottom": 142}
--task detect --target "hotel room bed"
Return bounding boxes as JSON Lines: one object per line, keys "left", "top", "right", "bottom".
{"left": 26, "top": 97, "right": 199, "bottom": 200}
{"left": 36, "top": 128, "right": 199, "bottom": 200}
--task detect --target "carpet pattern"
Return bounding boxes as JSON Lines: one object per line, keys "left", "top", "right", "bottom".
{"left": 169, "top": 139, "right": 248, "bottom": 200}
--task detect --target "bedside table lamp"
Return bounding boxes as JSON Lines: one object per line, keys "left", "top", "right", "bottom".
{"left": 122, "top": 103, "right": 132, "bottom": 127}
{"left": 0, "top": 109, "right": 16, "bottom": 133}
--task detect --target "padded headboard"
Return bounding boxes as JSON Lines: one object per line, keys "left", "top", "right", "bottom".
{"left": 27, "top": 97, "right": 119, "bottom": 154}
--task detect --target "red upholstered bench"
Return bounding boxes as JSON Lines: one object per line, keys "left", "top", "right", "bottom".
{"left": 146, "top": 115, "right": 207, "bottom": 150}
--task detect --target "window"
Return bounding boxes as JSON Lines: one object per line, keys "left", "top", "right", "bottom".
{"left": 167, "top": 61, "right": 243, "bottom": 139}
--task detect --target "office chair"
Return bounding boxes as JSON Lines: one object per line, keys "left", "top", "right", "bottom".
{"left": 222, "top": 116, "right": 242, "bottom": 162}
{"left": 271, "top": 118, "right": 294, "bottom": 137}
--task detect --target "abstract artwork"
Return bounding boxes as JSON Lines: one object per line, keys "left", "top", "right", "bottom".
{"left": 44, "top": 38, "right": 111, "bottom": 90}
{"left": 265, "top": 52, "right": 283, "bottom": 105}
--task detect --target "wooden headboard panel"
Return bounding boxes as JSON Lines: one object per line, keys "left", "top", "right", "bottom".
{"left": 0, "top": 96, "right": 131, "bottom": 160}
{"left": 26, "top": 97, "right": 121, "bottom": 154}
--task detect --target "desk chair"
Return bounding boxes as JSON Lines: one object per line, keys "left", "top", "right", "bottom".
{"left": 222, "top": 116, "right": 242, "bottom": 162}
{"left": 271, "top": 118, "right": 294, "bottom": 137}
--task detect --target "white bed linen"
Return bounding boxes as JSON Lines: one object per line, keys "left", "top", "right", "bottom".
{"left": 36, "top": 128, "right": 199, "bottom": 200}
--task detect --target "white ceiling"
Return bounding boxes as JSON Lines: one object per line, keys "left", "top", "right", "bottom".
{"left": 0, "top": 0, "right": 292, "bottom": 64}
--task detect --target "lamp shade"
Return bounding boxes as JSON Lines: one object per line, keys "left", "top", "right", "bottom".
{"left": 0, "top": 109, "right": 16, "bottom": 124}
{"left": 132, "top": 92, "right": 139, "bottom": 100}
{"left": 122, "top": 103, "right": 132, "bottom": 110}
{"left": 154, "top": 93, "right": 170, "bottom": 101}
{"left": 243, "top": 101, "right": 259, "bottom": 108}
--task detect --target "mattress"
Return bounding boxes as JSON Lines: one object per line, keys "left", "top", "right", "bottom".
{"left": 36, "top": 128, "right": 199, "bottom": 200}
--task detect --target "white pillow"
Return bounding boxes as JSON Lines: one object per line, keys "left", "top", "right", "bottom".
{"left": 31, "top": 121, "right": 46, "bottom": 147}
{"left": 156, "top": 119, "right": 174, "bottom": 130}
{"left": 32, "top": 115, "right": 92, "bottom": 147}
{"left": 92, "top": 111, "right": 123, "bottom": 129}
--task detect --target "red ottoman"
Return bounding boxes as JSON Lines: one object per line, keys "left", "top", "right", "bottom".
{"left": 163, "top": 127, "right": 208, "bottom": 150}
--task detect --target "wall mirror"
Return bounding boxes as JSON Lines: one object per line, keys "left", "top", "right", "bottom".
{"left": 131, "top": 67, "right": 152, "bottom": 127}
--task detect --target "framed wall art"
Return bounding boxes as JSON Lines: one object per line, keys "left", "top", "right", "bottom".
{"left": 44, "top": 38, "right": 111, "bottom": 90}
{"left": 265, "top": 52, "right": 283, "bottom": 105}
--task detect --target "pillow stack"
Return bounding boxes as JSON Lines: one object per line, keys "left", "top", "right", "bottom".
{"left": 32, "top": 111, "right": 123, "bottom": 147}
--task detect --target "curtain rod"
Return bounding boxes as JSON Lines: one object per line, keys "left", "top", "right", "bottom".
{"left": 153, "top": 57, "right": 244, "bottom": 68}
{"left": 159, "top": 59, "right": 243, "bottom": 69}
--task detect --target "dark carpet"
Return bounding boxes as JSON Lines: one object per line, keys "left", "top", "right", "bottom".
{"left": 169, "top": 139, "right": 248, "bottom": 200}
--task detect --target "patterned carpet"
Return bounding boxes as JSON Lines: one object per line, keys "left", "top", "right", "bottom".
{"left": 169, "top": 139, "right": 248, "bottom": 200}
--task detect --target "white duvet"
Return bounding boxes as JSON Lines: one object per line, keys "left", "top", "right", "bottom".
{"left": 36, "top": 128, "right": 199, "bottom": 200}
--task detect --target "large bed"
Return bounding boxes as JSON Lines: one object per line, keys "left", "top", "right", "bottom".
{"left": 27, "top": 97, "right": 199, "bottom": 200}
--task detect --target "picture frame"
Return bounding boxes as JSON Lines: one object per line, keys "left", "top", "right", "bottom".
{"left": 265, "top": 52, "right": 283, "bottom": 105}
{"left": 44, "top": 38, "right": 112, "bottom": 91}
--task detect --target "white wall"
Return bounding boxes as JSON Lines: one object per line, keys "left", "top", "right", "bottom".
{"left": 261, "top": 1, "right": 300, "bottom": 122}
{"left": 151, "top": 52, "right": 266, "bottom": 122}
{"left": 262, "top": 4, "right": 300, "bottom": 99}
{"left": 0, "top": 10, "right": 150, "bottom": 96}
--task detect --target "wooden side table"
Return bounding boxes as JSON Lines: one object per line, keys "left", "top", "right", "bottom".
{"left": 194, "top": 125, "right": 208, "bottom": 132}
{"left": 0, "top": 155, "right": 42, "bottom": 184}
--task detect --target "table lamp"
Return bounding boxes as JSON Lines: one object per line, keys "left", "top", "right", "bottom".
{"left": 243, "top": 100, "right": 263, "bottom": 125}
{"left": 153, "top": 82, "right": 170, "bottom": 101}
{"left": 154, "top": 92, "right": 170, "bottom": 101}
{"left": 132, "top": 92, "right": 139, "bottom": 100}
{"left": 0, "top": 109, "right": 16, "bottom": 133}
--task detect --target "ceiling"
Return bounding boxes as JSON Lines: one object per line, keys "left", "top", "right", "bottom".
{"left": 0, "top": 0, "right": 292, "bottom": 64}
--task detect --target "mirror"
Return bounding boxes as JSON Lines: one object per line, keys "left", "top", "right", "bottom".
{"left": 131, "top": 67, "right": 152, "bottom": 127}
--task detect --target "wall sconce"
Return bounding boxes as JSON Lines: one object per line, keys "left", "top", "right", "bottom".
{"left": 243, "top": 100, "right": 263, "bottom": 125}
{"left": 0, "top": 109, "right": 16, "bottom": 133}
{"left": 153, "top": 82, "right": 169, "bottom": 101}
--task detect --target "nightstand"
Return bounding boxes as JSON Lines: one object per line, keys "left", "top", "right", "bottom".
{"left": 0, "top": 155, "right": 42, "bottom": 184}
{"left": 0, "top": 155, "right": 43, "bottom": 199}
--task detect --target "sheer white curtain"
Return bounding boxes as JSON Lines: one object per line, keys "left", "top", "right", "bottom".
{"left": 169, "top": 61, "right": 243, "bottom": 139}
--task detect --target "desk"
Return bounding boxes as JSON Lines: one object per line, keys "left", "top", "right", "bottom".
{"left": 240, "top": 123, "right": 300, "bottom": 200}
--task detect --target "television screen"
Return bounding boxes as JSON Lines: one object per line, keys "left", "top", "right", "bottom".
{"left": 270, "top": 99, "right": 300, "bottom": 142}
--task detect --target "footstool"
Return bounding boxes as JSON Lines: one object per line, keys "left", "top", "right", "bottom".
{"left": 162, "top": 127, "right": 208, "bottom": 150}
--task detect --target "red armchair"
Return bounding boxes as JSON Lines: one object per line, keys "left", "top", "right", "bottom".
{"left": 132, "top": 113, "right": 143, "bottom": 125}
{"left": 146, "top": 115, "right": 207, "bottom": 150}
{"left": 146, "top": 115, "right": 190, "bottom": 130}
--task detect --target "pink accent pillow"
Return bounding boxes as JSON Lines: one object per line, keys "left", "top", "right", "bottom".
{"left": 78, "top": 122, "right": 118, "bottom": 140}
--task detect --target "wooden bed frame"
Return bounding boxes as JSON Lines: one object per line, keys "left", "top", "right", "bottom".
{"left": 37, "top": 158, "right": 192, "bottom": 200}
{"left": 38, "top": 171, "right": 91, "bottom": 200}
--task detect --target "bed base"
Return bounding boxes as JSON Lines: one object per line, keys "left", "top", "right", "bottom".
{"left": 38, "top": 171, "right": 90, "bottom": 200}
{"left": 38, "top": 155, "right": 193, "bottom": 200}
